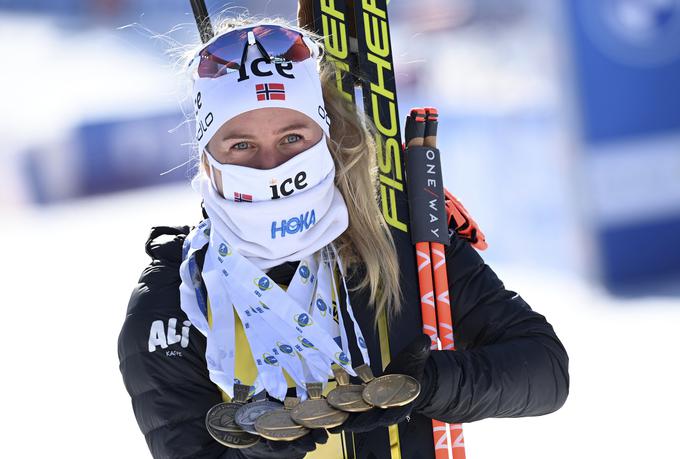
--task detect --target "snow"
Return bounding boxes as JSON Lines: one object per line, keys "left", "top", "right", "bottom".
{"left": 2, "top": 183, "right": 678, "bottom": 458}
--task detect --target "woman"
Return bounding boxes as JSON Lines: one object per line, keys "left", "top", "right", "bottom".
{"left": 118, "top": 17, "right": 569, "bottom": 459}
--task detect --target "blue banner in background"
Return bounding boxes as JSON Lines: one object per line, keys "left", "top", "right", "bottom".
{"left": 77, "top": 112, "right": 190, "bottom": 196}
{"left": 565, "top": 0, "right": 680, "bottom": 291}
{"left": 569, "top": 0, "right": 680, "bottom": 143}
{"left": 23, "top": 111, "right": 193, "bottom": 204}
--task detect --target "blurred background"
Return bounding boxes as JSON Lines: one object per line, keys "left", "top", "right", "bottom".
{"left": 1, "top": 0, "right": 678, "bottom": 458}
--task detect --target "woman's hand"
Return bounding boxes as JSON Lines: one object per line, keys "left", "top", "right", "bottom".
{"left": 329, "top": 333, "right": 433, "bottom": 433}
{"left": 238, "top": 428, "right": 328, "bottom": 459}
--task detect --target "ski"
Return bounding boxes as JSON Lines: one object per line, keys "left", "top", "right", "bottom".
{"left": 304, "top": 2, "right": 463, "bottom": 458}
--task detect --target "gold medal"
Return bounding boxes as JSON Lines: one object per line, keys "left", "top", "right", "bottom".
{"left": 234, "top": 400, "right": 283, "bottom": 435}
{"left": 290, "top": 382, "right": 350, "bottom": 429}
{"left": 357, "top": 364, "right": 421, "bottom": 409}
{"left": 206, "top": 420, "right": 260, "bottom": 449}
{"left": 206, "top": 402, "right": 242, "bottom": 432}
{"left": 254, "top": 397, "right": 310, "bottom": 441}
{"left": 326, "top": 366, "right": 373, "bottom": 413}
{"left": 205, "top": 384, "right": 259, "bottom": 448}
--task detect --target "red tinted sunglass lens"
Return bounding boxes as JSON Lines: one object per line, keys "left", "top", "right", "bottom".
{"left": 197, "top": 55, "right": 240, "bottom": 78}
{"left": 197, "top": 57, "right": 221, "bottom": 78}
{"left": 197, "top": 28, "right": 251, "bottom": 77}
{"left": 254, "top": 26, "right": 311, "bottom": 62}
{"left": 283, "top": 35, "right": 312, "bottom": 61}
{"left": 195, "top": 26, "right": 312, "bottom": 78}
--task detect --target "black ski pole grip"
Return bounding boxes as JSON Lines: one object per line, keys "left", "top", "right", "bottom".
{"left": 405, "top": 145, "right": 449, "bottom": 245}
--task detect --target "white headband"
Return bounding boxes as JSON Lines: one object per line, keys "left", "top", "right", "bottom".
{"left": 191, "top": 26, "right": 331, "bottom": 154}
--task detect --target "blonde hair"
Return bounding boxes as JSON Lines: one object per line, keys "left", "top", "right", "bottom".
{"left": 182, "top": 15, "right": 403, "bottom": 322}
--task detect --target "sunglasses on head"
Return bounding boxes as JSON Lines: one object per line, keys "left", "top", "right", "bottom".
{"left": 191, "top": 24, "right": 320, "bottom": 79}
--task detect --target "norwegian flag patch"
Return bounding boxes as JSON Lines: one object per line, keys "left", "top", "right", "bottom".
{"left": 233, "top": 192, "right": 253, "bottom": 202}
{"left": 256, "top": 83, "right": 286, "bottom": 101}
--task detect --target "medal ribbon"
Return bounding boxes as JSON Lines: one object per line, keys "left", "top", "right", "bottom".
{"left": 330, "top": 244, "right": 371, "bottom": 365}
{"left": 180, "top": 219, "right": 370, "bottom": 400}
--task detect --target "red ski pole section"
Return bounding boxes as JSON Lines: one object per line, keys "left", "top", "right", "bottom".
{"left": 416, "top": 242, "right": 438, "bottom": 346}
{"left": 415, "top": 241, "right": 451, "bottom": 459}
{"left": 431, "top": 241, "right": 466, "bottom": 459}
{"left": 425, "top": 106, "right": 466, "bottom": 459}
{"left": 431, "top": 243, "right": 454, "bottom": 350}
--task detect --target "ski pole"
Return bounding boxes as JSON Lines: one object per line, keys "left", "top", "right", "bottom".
{"left": 423, "top": 107, "right": 466, "bottom": 459}
{"left": 405, "top": 108, "right": 453, "bottom": 459}
{"left": 190, "top": 0, "right": 214, "bottom": 43}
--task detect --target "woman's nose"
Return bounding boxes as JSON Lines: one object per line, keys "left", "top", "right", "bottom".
{"left": 254, "top": 147, "right": 288, "bottom": 170}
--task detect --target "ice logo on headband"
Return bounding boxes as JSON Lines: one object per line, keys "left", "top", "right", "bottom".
{"left": 237, "top": 58, "right": 296, "bottom": 83}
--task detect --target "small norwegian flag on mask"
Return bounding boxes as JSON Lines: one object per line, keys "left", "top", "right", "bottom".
{"left": 233, "top": 192, "right": 253, "bottom": 202}
{"left": 256, "top": 83, "right": 286, "bottom": 101}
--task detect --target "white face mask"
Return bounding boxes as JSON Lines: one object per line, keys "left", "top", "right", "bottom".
{"left": 203, "top": 136, "right": 336, "bottom": 202}
{"left": 193, "top": 138, "right": 349, "bottom": 270}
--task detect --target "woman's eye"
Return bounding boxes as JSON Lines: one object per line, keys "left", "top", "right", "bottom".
{"left": 283, "top": 134, "right": 302, "bottom": 144}
{"left": 232, "top": 141, "right": 249, "bottom": 150}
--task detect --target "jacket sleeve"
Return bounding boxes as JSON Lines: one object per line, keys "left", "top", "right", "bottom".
{"left": 416, "top": 232, "right": 570, "bottom": 423}
{"left": 117, "top": 227, "right": 242, "bottom": 459}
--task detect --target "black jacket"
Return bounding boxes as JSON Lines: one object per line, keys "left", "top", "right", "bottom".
{"left": 118, "top": 224, "right": 569, "bottom": 459}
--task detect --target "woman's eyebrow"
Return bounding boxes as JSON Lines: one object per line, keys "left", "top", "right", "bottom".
{"left": 222, "top": 123, "right": 312, "bottom": 141}
{"left": 274, "top": 122, "right": 311, "bottom": 134}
